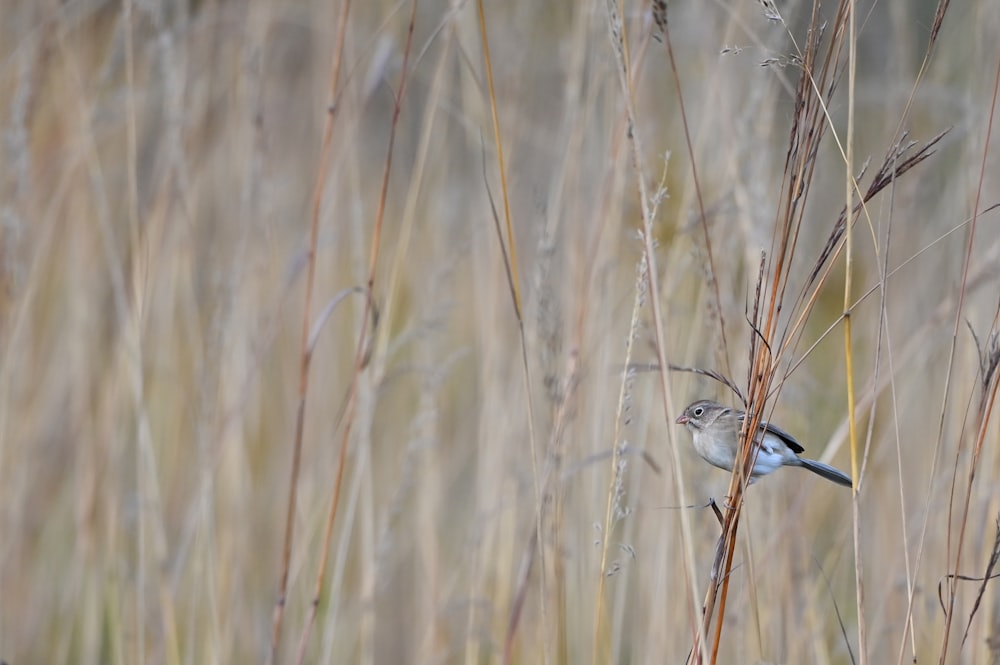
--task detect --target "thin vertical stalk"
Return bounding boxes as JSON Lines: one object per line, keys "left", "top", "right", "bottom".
{"left": 476, "top": 2, "right": 545, "bottom": 661}
{"left": 937, "top": 45, "right": 1000, "bottom": 665}
{"left": 269, "top": 1, "right": 353, "bottom": 662}
{"left": 842, "top": 1, "right": 868, "bottom": 663}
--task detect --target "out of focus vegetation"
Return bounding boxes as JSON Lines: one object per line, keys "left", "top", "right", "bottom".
{"left": 1, "top": 1, "right": 998, "bottom": 663}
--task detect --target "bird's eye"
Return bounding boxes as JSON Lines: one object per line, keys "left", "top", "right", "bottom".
{"left": 693, "top": 407, "right": 704, "bottom": 417}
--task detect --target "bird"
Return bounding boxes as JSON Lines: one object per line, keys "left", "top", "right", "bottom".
{"left": 675, "top": 399, "right": 852, "bottom": 487}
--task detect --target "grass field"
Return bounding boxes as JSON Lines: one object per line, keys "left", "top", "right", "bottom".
{"left": 1, "top": 1, "right": 999, "bottom": 663}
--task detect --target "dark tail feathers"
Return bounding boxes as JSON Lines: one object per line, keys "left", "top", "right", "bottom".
{"left": 798, "top": 458, "right": 853, "bottom": 487}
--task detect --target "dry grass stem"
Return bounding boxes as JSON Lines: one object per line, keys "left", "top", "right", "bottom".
{"left": 2, "top": 2, "right": 997, "bottom": 664}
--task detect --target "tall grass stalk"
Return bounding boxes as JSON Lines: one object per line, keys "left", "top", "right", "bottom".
{"left": 2, "top": 2, "right": 998, "bottom": 664}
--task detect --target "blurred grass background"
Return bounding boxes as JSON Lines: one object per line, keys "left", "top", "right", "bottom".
{"left": 1, "top": 0, "right": 999, "bottom": 663}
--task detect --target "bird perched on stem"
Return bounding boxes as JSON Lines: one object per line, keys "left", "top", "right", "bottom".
{"left": 675, "top": 399, "right": 852, "bottom": 487}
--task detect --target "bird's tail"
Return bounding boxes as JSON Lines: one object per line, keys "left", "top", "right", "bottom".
{"left": 798, "top": 458, "right": 853, "bottom": 487}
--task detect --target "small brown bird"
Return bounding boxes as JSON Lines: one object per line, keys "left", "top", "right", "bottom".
{"left": 676, "top": 399, "right": 852, "bottom": 487}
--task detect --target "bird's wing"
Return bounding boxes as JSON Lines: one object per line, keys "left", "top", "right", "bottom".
{"left": 759, "top": 420, "right": 805, "bottom": 454}
{"left": 738, "top": 412, "right": 806, "bottom": 454}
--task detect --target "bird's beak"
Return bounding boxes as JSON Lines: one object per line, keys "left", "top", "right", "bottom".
{"left": 675, "top": 414, "right": 689, "bottom": 425}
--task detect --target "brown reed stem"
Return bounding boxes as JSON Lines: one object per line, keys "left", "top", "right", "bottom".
{"left": 269, "top": 0, "right": 353, "bottom": 662}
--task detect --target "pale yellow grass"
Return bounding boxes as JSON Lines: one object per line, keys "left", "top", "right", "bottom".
{"left": 0, "top": 1, "right": 998, "bottom": 664}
